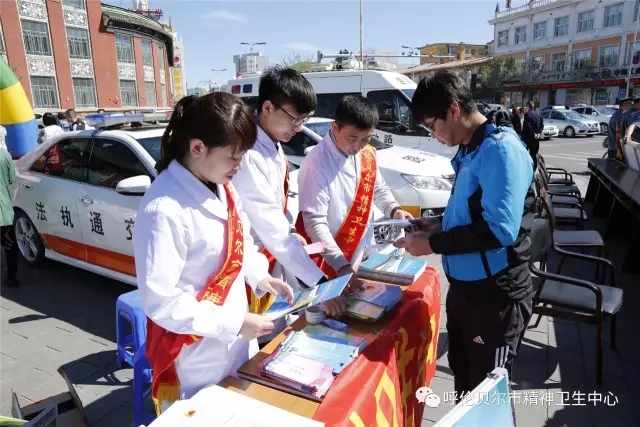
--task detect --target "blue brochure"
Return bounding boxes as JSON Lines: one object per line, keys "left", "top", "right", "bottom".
{"left": 264, "top": 274, "right": 352, "bottom": 320}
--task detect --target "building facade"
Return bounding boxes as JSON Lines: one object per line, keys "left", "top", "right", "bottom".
{"left": 233, "top": 52, "right": 269, "bottom": 75}
{"left": 489, "top": 0, "right": 640, "bottom": 107}
{"left": 0, "top": 0, "right": 175, "bottom": 113}
{"left": 419, "top": 42, "right": 489, "bottom": 65}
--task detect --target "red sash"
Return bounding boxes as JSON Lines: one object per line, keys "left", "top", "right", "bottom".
{"left": 296, "top": 146, "right": 377, "bottom": 279}
{"left": 246, "top": 150, "right": 290, "bottom": 314}
{"left": 146, "top": 183, "right": 244, "bottom": 414}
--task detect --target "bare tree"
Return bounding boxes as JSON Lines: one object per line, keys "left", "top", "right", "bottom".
{"left": 280, "top": 51, "right": 316, "bottom": 73}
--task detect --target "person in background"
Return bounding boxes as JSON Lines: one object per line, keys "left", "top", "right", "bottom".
{"left": 397, "top": 71, "right": 533, "bottom": 408}
{"left": 522, "top": 101, "right": 543, "bottom": 170}
{"left": 133, "top": 93, "right": 293, "bottom": 413}
{"left": 608, "top": 98, "right": 630, "bottom": 159}
{"left": 97, "top": 108, "right": 106, "bottom": 113}
{"left": 37, "top": 112, "right": 64, "bottom": 145}
{"left": 65, "top": 109, "right": 87, "bottom": 131}
{"left": 57, "top": 112, "right": 71, "bottom": 131}
{"left": 297, "top": 95, "right": 413, "bottom": 317}
{"left": 0, "top": 126, "right": 19, "bottom": 287}
{"left": 232, "top": 67, "right": 327, "bottom": 340}
{"left": 510, "top": 107, "right": 522, "bottom": 137}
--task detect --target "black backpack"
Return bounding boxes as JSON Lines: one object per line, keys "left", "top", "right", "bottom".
{"left": 485, "top": 108, "right": 513, "bottom": 128}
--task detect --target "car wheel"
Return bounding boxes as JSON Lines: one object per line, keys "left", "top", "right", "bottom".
{"left": 374, "top": 224, "right": 402, "bottom": 244}
{"left": 564, "top": 126, "right": 575, "bottom": 138}
{"left": 14, "top": 210, "right": 46, "bottom": 268}
{"left": 600, "top": 123, "right": 608, "bottom": 133}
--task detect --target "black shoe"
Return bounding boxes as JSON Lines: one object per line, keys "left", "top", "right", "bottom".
{"left": 6, "top": 277, "right": 20, "bottom": 287}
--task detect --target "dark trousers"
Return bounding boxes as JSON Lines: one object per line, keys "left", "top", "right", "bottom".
{"left": 446, "top": 288, "right": 533, "bottom": 401}
{"left": 525, "top": 138, "right": 540, "bottom": 172}
{"left": 608, "top": 149, "right": 617, "bottom": 159}
{"left": 1, "top": 225, "right": 18, "bottom": 280}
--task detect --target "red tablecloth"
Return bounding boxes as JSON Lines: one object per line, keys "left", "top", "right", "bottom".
{"left": 313, "top": 266, "right": 442, "bottom": 427}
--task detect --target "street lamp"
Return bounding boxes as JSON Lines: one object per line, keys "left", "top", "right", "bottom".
{"left": 211, "top": 68, "right": 227, "bottom": 74}
{"left": 359, "top": 0, "right": 363, "bottom": 63}
{"left": 402, "top": 45, "right": 420, "bottom": 81}
{"left": 240, "top": 42, "right": 266, "bottom": 53}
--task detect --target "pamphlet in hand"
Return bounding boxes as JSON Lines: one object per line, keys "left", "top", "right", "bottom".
{"left": 264, "top": 274, "right": 352, "bottom": 321}
{"left": 370, "top": 218, "right": 422, "bottom": 228}
{"left": 304, "top": 241, "right": 326, "bottom": 255}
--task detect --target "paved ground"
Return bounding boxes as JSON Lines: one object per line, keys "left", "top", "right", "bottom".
{"left": 539, "top": 134, "right": 606, "bottom": 177}
{"left": 2, "top": 134, "right": 638, "bottom": 427}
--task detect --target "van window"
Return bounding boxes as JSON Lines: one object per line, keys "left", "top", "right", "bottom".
{"left": 315, "top": 93, "right": 361, "bottom": 118}
{"left": 367, "top": 89, "right": 427, "bottom": 137}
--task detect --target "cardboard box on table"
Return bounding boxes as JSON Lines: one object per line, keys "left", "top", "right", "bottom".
{"left": 10, "top": 370, "right": 87, "bottom": 427}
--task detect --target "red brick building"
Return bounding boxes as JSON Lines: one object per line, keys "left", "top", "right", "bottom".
{"left": 0, "top": 0, "right": 175, "bottom": 113}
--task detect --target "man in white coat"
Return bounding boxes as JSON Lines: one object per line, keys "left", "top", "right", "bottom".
{"left": 297, "top": 95, "right": 413, "bottom": 316}
{"left": 233, "top": 67, "right": 326, "bottom": 335}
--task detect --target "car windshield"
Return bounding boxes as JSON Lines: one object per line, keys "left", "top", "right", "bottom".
{"left": 596, "top": 106, "right": 617, "bottom": 115}
{"left": 402, "top": 89, "right": 415, "bottom": 101}
{"left": 136, "top": 136, "right": 161, "bottom": 161}
{"left": 306, "top": 122, "right": 389, "bottom": 150}
{"left": 563, "top": 111, "right": 584, "bottom": 120}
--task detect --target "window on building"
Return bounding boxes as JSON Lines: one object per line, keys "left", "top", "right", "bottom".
{"left": 471, "top": 48, "right": 476, "bottom": 55}
{"left": 551, "top": 52, "right": 567, "bottom": 71}
{"left": 66, "top": 27, "right": 91, "bottom": 59}
{"left": 145, "top": 82, "right": 156, "bottom": 107}
{"left": 533, "top": 22, "right": 546, "bottom": 40}
{"left": 72, "top": 78, "right": 96, "bottom": 108}
{"left": 115, "top": 34, "right": 134, "bottom": 63}
{"left": 0, "top": 34, "right": 5, "bottom": 55}
{"left": 158, "top": 44, "right": 165, "bottom": 70}
{"left": 554, "top": 17, "right": 569, "bottom": 37}
{"left": 626, "top": 41, "right": 640, "bottom": 65}
{"left": 161, "top": 83, "right": 167, "bottom": 107}
{"left": 573, "top": 49, "right": 592, "bottom": 69}
{"left": 532, "top": 55, "right": 545, "bottom": 71}
{"left": 498, "top": 30, "right": 509, "bottom": 47}
{"left": 448, "top": 46, "right": 457, "bottom": 55}
{"left": 515, "top": 26, "right": 527, "bottom": 44}
{"left": 604, "top": 3, "right": 623, "bottom": 28}
{"left": 119, "top": 80, "right": 138, "bottom": 107}
{"left": 22, "top": 20, "right": 52, "bottom": 56}
{"left": 577, "top": 10, "right": 595, "bottom": 32}
{"left": 30, "top": 76, "right": 59, "bottom": 108}
{"left": 599, "top": 45, "right": 619, "bottom": 68}
{"left": 62, "top": 0, "right": 85, "bottom": 9}
{"left": 635, "top": 0, "right": 640, "bottom": 22}
{"left": 142, "top": 39, "right": 154, "bottom": 67}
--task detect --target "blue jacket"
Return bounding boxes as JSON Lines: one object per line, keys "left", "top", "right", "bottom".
{"left": 429, "top": 123, "right": 534, "bottom": 299}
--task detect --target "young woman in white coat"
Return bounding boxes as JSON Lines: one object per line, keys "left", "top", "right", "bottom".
{"left": 133, "top": 92, "right": 293, "bottom": 414}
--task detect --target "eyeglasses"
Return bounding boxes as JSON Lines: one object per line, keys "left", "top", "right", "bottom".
{"left": 273, "top": 102, "right": 311, "bottom": 126}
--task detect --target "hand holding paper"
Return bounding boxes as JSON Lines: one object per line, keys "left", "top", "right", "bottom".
{"left": 304, "top": 241, "right": 326, "bottom": 255}
{"left": 257, "top": 278, "right": 294, "bottom": 303}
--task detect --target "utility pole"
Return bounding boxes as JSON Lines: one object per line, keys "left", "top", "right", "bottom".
{"left": 359, "top": 0, "right": 364, "bottom": 63}
{"left": 402, "top": 45, "right": 421, "bottom": 81}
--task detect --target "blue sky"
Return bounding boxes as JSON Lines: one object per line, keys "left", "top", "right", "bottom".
{"left": 104, "top": 0, "right": 531, "bottom": 88}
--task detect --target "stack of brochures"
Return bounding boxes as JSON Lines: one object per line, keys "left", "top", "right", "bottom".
{"left": 357, "top": 252, "right": 428, "bottom": 285}
{"left": 345, "top": 282, "right": 403, "bottom": 322}
{"left": 259, "top": 324, "right": 369, "bottom": 399}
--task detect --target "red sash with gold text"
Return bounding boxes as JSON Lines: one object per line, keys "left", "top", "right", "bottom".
{"left": 146, "top": 183, "right": 244, "bottom": 414}
{"left": 246, "top": 151, "right": 290, "bottom": 314}
{"left": 296, "top": 146, "right": 377, "bottom": 279}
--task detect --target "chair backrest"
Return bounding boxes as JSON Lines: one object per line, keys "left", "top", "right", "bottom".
{"left": 535, "top": 179, "right": 557, "bottom": 231}
{"left": 530, "top": 218, "right": 552, "bottom": 263}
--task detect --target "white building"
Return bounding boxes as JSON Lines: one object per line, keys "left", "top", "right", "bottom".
{"left": 489, "top": 0, "right": 640, "bottom": 106}
{"left": 233, "top": 52, "right": 269, "bottom": 75}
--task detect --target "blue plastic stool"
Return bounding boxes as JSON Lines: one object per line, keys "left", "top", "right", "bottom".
{"left": 133, "top": 345, "right": 156, "bottom": 427}
{"left": 115, "top": 290, "right": 147, "bottom": 369}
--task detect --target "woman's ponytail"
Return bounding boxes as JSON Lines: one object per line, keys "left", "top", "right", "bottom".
{"left": 155, "top": 95, "right": 198, "bottom": 173}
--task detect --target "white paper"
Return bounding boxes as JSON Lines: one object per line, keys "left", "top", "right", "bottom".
{"left": 148, "top": 385, "right": 324, "bottom": 427}
{"left": 370, "top": 219, "right": 416, "bottom": 228}
{"left": 304, "top": 241, "right": 326, "bottom": 255}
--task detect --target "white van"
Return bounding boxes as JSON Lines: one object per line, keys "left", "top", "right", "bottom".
{"left": 227, "top": 69, "right": 458, "bottom": 158}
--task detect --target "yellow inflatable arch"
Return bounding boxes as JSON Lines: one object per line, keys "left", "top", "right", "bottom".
{"left": 0, "top": 59, "right": 38, "bottom": 157}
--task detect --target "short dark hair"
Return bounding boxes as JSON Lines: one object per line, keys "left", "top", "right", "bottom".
{"left": 57, "top": 112, "right": 66, "bottom": 120}
{"left": 526, "top": 101, "right": 534, "bottom": 110}
{"left": 412, "top": 70, "right": 477, "bottom": 122}
{"left": 97, "top": 108, "right": 105, "bottom": 113}
{"left": 257, "top": 66, "right": 317, "bottom": 115}
{"left": 65, "top": 109, "right": 77, "bottom": 119}
{"left": 156, "top": 93, "right": 257, "bottom": 173}
{"left": 334, "top": 95, "right": 379, "bottom": 130}
{"left": 42, "top": 112, "right": 58, "bottom": 127}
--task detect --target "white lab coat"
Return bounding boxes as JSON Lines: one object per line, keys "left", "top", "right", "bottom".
{"left": 133, "top": 160, "right": 270, "bottom": 403}
{"left": 233, "top": 126, "right": 324, "bottom": 287}
{"left": 298, "top": 133, "right": 399, "bottom": 270}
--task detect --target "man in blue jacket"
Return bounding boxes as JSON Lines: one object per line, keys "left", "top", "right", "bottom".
{"left": 395, "top": 71, "right": 534, "bottom": 402}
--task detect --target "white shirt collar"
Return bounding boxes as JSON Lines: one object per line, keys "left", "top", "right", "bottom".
{"left": 167, "top": 160, "right": 227, "bottom": 220}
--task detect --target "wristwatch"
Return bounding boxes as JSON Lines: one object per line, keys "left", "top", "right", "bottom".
{"left": 389, "top": 206, "right": 401, "bottom": 218}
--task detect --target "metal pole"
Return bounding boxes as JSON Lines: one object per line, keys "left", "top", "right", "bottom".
{"left": 359, "top": 0, "right": 363, "bottom": 63}
{"left": 627, "top": 15, "right": 640, "bottom": 97}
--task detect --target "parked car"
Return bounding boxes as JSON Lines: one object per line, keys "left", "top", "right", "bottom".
{"left": 542, "top": 124, "right": 559, "bottom": 140}
{"left": 539, "top": 109, "right": 600, "bottom": 137}
{"left": 571, "top": 104, "right": 617, "bottom": 134}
